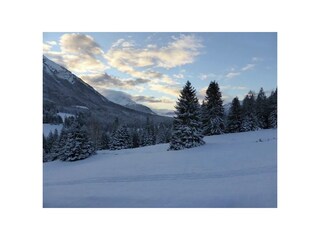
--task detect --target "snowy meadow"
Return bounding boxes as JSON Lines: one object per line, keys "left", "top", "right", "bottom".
{"left": 44, "top": 129, "right": 277, "bottom": 208}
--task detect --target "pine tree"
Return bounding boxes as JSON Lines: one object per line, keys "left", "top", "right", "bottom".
{"left": 169, "top": 81, "right": 205, "bottom": 150}
{"left": 109, "top": 126, "right": 131, "bottom": 150}
{"left": 157, "top": 123, "right": 171, "bottom": 144}
{"left": 142, "top": 117, "right": 156, "bottom": 146}
{"left": 202, "top": 81, "right": 225, "bottom": 135}
{"left": 241, "top": 91, "right": 259, "bottom": 132}
{"left": 256, "top": 88, "right": 268, "bottom": 129}
{"left": 268, "top": 88, "right": 277, "bottom": 128}
{"left": 60, "top": 122, "right": 95, "bottom": 161}
{"left": 131, "top": 129, "right": 140, "bottom": 148}
{"left": 100, "top": 131, "right": 111, "bottom": 150}
{"left": 226, "top": 97, "right": 243, "bottom": 133}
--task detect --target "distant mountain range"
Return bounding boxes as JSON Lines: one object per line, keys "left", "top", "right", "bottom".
{"left": 102, "top": 89, "right": 156, "bottom": 115}
{"left": 43, "top": 56, "right": 172, "bottom": 125}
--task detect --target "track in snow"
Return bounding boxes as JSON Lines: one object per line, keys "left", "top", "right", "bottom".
{"left": 45, "top": 165, "right": 276, "bottom": 186}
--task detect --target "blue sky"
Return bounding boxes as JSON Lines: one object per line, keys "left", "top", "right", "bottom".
{"left": 43, "top": 32, "right": 277, "bottom": 110}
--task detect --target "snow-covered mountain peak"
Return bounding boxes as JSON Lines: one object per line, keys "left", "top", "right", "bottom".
{"left": 43, "top": 56, "right": 75, "bottom": 84}
{"left": 103, "top": 89, "right": 156, "bottom": 115}
{"left": 103, "top": 89, "right": 136, "bottom": 106}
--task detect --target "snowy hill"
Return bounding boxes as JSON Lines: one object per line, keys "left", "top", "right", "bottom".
{"left": 102, "top": 89, "right": 155, "bottom": 114}
{"left": 43, "top": 129, "right": 277, "bottom": 208}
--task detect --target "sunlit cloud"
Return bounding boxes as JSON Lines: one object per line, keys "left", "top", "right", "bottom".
{"left": 43, "top": 43, "right": 52, "bottom": 52}
{"left": 149, "top": 83, "right": 181, "bottom": 97}
{"left": 173, "top": 73, "right": 184, "bottom": 79}
{"left": 105, "top": 34, "right": 202, "bottom": 71}
{"left": 43, "top": 33, "right": 106, "bottom": 73}
{"left": 80, "top": 73, "right": 149, "bottom": 90}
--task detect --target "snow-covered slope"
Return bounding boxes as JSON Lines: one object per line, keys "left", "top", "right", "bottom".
{"left": 43, "top": 56, "right": 171, "bottom": 125}
{"left": 43, "top": 129, "right": 277, "bottom": 208}
{"left": 102, "top": 89, "right": 155, "bottom": 114}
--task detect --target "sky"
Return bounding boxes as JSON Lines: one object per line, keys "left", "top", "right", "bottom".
{"left": 43, "top": 32, "right": 277, "bottom": 111}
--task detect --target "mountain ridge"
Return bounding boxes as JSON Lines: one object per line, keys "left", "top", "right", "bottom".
{"left": 43, "top": 56, "right": 172, "bottom": 126}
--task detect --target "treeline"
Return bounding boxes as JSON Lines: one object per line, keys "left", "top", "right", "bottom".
{"left": 43, "top": 113, "right": 172, "bottom": 162}
{"left": 43, "top": 101, "right": 63, "bottom": 124}
{"left": 168, "top": 81, "right": 277, "bottom": 150}
{"left": 43, "top": 81, "right": 277, "bottom": 161}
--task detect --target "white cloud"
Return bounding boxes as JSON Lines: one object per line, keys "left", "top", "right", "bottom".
{"left": 252, "top": 57, "right": 263, "bottom": 62}
{"left": 132, "top": 95, "right": 174, "bottom": 104}
{"left": 43, "top": 43, "right": 52, "bottom": 52}
{"left": 173, "top": 73, "right": 184, "bottom": 79}
{"left": 225, "top": 72, "right": 241, "bottom": 79}
{"left": 46, "top": 41, "right": 57, "bottom": 46}
{"left": 60, "top": 33, "right": 103, "bottom": 56}
{"left": 105, "top": 34, "right": 202, "bottom": 70}
{"left": 80, "top": 72, "right": 150, "bottom": 90}
{"left": 241, "top": 63, "right": 255, "bottom": 71}
{"left": 220, "top": 85, "right": 247, "bottom": 90}
{"left": 43, "top": 33, "right": 106, "bottom": 73}
{"left": 149, "top": 83, "right": 181, "bottom": 97}
{"left": 200, "top": 73, "right": 217, "bottom": 80}
{"left": 147, "top": 44, "right": 157, "bottom": 48}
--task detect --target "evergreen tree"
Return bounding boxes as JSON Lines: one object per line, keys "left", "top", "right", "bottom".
{"left": 60, "top": 122, "right": 95, "bottom": 161}
{"left": 141, "top": 117, "right": 156, "bottom": 146}
{"left": 241, "top": 91, "right": 259, "bottom": 132}
{"left": 157, "top": 123, "right": 171, "bottom": 144}
{"left": 268, "top": 88, "right": 277, "bottom": 128}
{"left": 131, "top": 129, "right": 140, "bottom": 148}
{"left": 109, "top": 126, "right": 131, "bottom": 150}
{"left": 202, "top": 81, "right": 225, "bottom": 135}
{"left": 43, "top": 129, "right": 60, "bottom": 162}
{"left": 226, "top": 97, "right": 243, "bottom": 133}
{"left": 169, "top": 81, "right": 205, "bottom": 150}
{"left": 100, "top": 131, "right": 111, "bottom": 150}
{"left": 256, "top": 88, "right": 268, "bottom": 129}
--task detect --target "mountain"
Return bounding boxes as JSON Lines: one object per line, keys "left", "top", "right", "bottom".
{"left": 43, "top": 56, "right": 171, "bottom": 126}
{"left": 102, "top": 89, "right": 156, "bottom": 115}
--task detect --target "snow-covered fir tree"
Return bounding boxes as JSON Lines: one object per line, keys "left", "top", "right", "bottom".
{"left": 241, "top": 91, "right": 259, "bottom": 132}
{"left": 130, "top": 129, "right": 140, "bottom": 148}
{"left": 100, "top": 131, "right": 111, "bottom": 150}
{"left": 256, "top": 88, "right": 268, "bottom": 129}
{"left": 60, "top": 122, "right": 95, "bottom": 161}
{"left": 109, "top": 126, "right": 131, "bottom": 150}
{"left": 43, "top": 129, "right": 60, "bottom": 162}
{"left": 142, "top": 117, "right": 156, "bottom": 146}
{"left": 268, "top": 88, "right": 277, "bottom": 128}
{"left": 156, "top": 123, "right": 171, "bottom": 144}
{"left": 202, "top": 81, "right": 225, "bottom": 135}
{"left": 226, "top": 97, "right": 243, "bottom": 133}
{"left": 168, "top": 81, "right": 205, "bottom": 150}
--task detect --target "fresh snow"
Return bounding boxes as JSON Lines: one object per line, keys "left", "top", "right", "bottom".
{"left": 74, "top": 105, "right": 89, "bottom": 110}
{"left": 43, "top": 129, "right": 277, "bottom": 208}
{"left": 43, "top": 56, "right": 75, "bottom": 84}
{"left": 43, "top": 124, "right": 63, "bottom": 137}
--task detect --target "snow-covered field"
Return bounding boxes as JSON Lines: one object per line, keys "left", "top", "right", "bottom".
{"left": 43, "top": 129, "right": 277, "bottom": 208}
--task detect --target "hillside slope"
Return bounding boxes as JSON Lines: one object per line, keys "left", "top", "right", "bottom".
{"left": 43, "top": 56, "right": 171, "bottom": 125}
{"left": 43, "top": 129, "right": 277, "bottom": 208}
